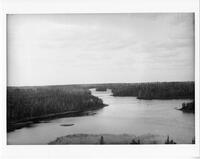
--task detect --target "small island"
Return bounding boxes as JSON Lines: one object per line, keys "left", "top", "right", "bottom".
{"left": 179, "top": 101, "right": 194, "bottom": 113}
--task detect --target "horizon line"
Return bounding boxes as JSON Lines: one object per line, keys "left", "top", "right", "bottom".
{"left": 7, "top": 80, "right": 195, "bottom": 88}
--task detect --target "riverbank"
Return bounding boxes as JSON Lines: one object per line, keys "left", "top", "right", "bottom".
{"left": 48, "top": 133, "right": 177, "bottom": 144}
{"left": 7, "top": 104, "right": 108, "bottom": 132}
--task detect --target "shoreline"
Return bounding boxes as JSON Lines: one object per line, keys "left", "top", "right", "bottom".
{"left": 112, "top": 94, "right": 194, "bottom": 100}
{"left": 7, "top": 104, "right": 108, "bottom": 132}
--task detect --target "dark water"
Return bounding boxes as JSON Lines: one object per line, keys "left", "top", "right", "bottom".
{"left": 7, "top": 89, "right": 194, "bottom": 144}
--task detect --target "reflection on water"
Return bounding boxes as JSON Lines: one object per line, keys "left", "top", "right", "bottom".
{"left": 7, "top": 89, "right": 194, "bottom": 144}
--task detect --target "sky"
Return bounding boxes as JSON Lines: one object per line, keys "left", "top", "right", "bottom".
{"left": 7, "top": 13, "right": 194, "bottom": 86}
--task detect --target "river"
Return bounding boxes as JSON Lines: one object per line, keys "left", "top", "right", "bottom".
{"left": 7, "top": 89, "right": 194, "bottom": 144}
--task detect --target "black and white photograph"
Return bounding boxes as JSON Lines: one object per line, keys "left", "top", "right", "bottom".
{"left": 6, "top": 13, "right": 196, "bottom": 145}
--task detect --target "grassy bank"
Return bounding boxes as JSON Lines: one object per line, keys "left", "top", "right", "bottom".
{"left": 49, "top": 133, "right": 191, "bottom": 144}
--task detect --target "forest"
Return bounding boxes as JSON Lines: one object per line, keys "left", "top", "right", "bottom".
{"left": 95, "top": 86, "right": 107, "bottom": 91}
{"left": 112, "top": 82, "right": 194, "bottom": 99}
{"left": 7, "top": 85, "right": 105, "bottom": 129}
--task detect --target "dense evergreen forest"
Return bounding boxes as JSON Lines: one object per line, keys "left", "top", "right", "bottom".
{"left": 7, "top": 86, "right": 105, "bottom": 125}
{"left": 112, "top": 82, "right": 194, "bottom": 99}
{"left": 96, "top": 86, "right": 107, "bottom": 91}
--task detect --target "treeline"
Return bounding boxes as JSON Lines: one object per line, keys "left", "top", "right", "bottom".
{"left": 7, "top": 86, "right": 105, "bottom": 124}
{"left": 111, "top": 82, "right": 194, "bottom": 99}
{"left": 96, "top": 86, "right": 107, "bottom": 91}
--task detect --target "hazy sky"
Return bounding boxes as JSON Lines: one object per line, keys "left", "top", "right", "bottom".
{"left": 8, "top": 13, "right": 194, "bottom": 86}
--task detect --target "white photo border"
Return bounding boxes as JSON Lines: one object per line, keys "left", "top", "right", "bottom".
{"left": 0, "top": 0, "right": 199, "bottom": 158}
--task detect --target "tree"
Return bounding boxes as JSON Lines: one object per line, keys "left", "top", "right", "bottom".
{"left": 100, "top": 136, "right": 104, "bottom": 144}
{"left": 165, "top": 136, "right": 176, "bottom": 144}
